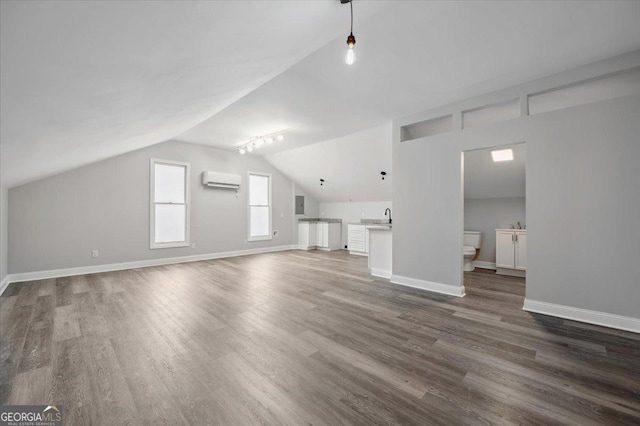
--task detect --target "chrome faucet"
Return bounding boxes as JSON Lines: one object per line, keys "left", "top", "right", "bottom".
{"left": 384, "top": 208, "right": 392, "bottom": 224}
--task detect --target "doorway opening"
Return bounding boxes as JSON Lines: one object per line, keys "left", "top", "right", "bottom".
{"left": 462, "top": 142, "right": 526, "bottom": 299}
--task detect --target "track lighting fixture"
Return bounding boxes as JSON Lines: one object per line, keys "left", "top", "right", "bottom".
{"left": 236, "top": 131, "right": 286, "bottom": 155}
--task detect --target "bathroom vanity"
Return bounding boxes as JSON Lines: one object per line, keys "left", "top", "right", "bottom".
{"left": 495, "top": 229, "right": 526, "bottom": 277}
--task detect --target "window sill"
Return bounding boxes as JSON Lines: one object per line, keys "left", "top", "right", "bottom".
{"left": 248, "top": 236, "right": 273, "bottom": 242}
{"left": 150, "top": 242, "right": 190, "bottom": 250}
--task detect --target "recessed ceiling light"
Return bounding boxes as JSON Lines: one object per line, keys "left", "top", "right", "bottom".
{"left": 491, "top": 148, "right": 513, "bottom": 162}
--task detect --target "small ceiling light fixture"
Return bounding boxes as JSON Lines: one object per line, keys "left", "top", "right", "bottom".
{"left": 380, "top": 171, "right": 387, "bottom": 180}
{"left": 320, "top": 178, "right": 325, "bottom": 186}
{"left": 342, "top": 0, "right": 356, "bottom": 65}
{"left": 491, "top": 148, "right": 514, "bottom": 162}
{"left": 276, "top": 134, "right": 285, "bottom": 142}
{"left": 238, "top": 148, "right": 246, "bottom": 155}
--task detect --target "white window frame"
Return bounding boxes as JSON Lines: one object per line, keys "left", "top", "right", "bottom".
{"left": 150, "top": 158, "right": 191, "bottom": 249}
{"left": 247, "top": 171, "right": 272, "bottom": 242}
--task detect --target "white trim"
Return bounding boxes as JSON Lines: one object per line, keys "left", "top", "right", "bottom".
{"left": 523, "top": 299, "right": 640, "bottom": 334}
{"left": 247, "top": 171, "right": 273, "bottom": 242}
{"left": 370, "top": 268, "right": 391, "bottom": 279}
{"left": 473, "top": 261, "right": 496, "bottom": 270}
{"left": 4, "top": 245, "right": 296, "bottom": 285}
{"left": 150, "top": 158, "right": 191, "bottom": 249}
{"left": 391, "top": 274, "right": 465, "bottom": 297}
{"left": 0, "top": 275, "right": 10, "bottom": 296}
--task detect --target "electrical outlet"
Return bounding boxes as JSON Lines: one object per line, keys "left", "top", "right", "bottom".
{"left": 92, "top": 250, "right": 99, "bottom": 258}
{"left": 190, "top": 243, "right": 196, "bottom": 249}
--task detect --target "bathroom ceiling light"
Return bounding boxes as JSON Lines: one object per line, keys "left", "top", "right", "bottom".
{"left": 491, "top": 148, "right": 514, "bottom": 162}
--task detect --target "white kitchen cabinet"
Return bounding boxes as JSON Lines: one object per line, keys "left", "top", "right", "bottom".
{"left": 495, "top": 229, "right": 526, "bottom": 276}
{"left": 348, "top": 224, "right": 368, "bottom": 256}
{"left": 317, "top": 222, "right": 327, "bottom": 248}
{"left": 515, "top": 231, "right": 526, "bottom": 270}
{"left": 298, "top": 221, "right": 341, "bottom": 251}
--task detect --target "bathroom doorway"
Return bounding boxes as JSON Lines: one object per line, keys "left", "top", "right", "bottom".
{"left": 462, "top": 143, "right": 526, "bottom": 298}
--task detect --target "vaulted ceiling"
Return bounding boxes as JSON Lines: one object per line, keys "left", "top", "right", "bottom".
{"left": 0, "top": 1, "right": 389, "bottom": 188}
{"left": 2, "top": 1, "right": 640, "bottom": 195}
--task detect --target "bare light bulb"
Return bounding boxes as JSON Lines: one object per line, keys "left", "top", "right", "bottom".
{"left": 276, "top": 134, "right": 284, "bottom": 142}
{"left": 239, "top": 148, "right": 246, "bottom": 155}
{"left": 345, "top": 45, "right": 355, "bottom": 65}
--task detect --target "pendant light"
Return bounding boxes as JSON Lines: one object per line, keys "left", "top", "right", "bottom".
{"left": 343, "top": 0, "right": 356, "bottom": 65}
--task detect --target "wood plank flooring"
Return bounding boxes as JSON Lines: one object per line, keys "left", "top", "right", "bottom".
{"left": 1, "top": 250, "right": 639, "bottom": 425}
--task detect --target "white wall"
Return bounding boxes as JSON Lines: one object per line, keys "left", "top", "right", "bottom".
{"left": 266, "top": 123, "right": 392, "bottom": 203}
{"left": 8, "top": 140, "right": 297, "bottom": 275}
{"left": 0, "top": 187, "right": 7, "bottom": 285}
{"left": 320, "top": 201, "right": 392, "bottom": 248}
{"left": 464, "top": 197, "right": 526, "bottom": 264}
{"left": 393, "top": 52, "right": 640, "bottom": 320}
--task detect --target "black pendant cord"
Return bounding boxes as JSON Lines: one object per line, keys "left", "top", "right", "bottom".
{"left": 350, "top": 0, "right": 354, "bottom": 35}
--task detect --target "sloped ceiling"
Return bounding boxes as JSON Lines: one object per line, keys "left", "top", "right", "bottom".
{"left": 0, "top": 1, "right": 390, "bottom": 188}
{"left": 176, "top": 1, "right": 640, "bottom": 156}
{"left": 266, "top": 124, "right": 392, "bottom": 203}
{"left": 464, "top": 144, "right": 526, "bottom": 199}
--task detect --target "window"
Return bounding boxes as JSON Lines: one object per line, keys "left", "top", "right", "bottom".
{"left": 150, "top": 158, "right": 190, "bottom": 249}
{"left": 248, "top": 172, "right": 272, "bottom": 241}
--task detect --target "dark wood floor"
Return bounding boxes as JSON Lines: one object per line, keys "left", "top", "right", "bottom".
{"left": 1, "top": 250, "right": 639, "bottom": 425}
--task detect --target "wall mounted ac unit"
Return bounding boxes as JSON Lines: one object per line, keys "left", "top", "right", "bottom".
{"left": 202, "top": 171, "right": 241, "bottom": 189}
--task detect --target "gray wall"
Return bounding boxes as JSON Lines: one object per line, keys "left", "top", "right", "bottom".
{"left": 8, "top": 140, "right": 296, "bottom": 274}
{"left": 0, "top": 187, "right": 7, "bottom": 283}
{"left": 394, "top": 90, "right": 640, "bottom": 318}
{"left": 464, "top": 197, "right": 526, "bottom": 264}
{"left": 293, "top": 183, "right": 319, "bottom": 243}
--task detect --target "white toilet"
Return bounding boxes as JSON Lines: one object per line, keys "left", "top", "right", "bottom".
{"left": 463, "top": 231, "right": 482, "bottom": 272}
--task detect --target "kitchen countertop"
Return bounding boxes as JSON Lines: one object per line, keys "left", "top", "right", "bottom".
{"left": 298, "top": 218, "right": 342, "bottom": 223}
{"left": 367, "top": 225, "right": 392, "bottom": 231}
{"left": 349, "top": 219, "right": 392, "bottom": 225}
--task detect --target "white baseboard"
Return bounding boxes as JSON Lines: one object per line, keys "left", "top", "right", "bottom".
{"left": 523, "top": 299, "right": 640, "bottom": 334}
{"left": 473, "top": 261, "right": 496, "bottom": 270}
{"left": 0, "top": 275, "right": 10, "bottom": 296}
{"left": 390, "top": 274, "right": 465, "bottom": 297}
{"left": 349, "top": 251, "right": 368, "bottom": 257}
{"left": 370, "top": 268, "right": 391, "bottom": 279}
{"left": 3, "top": 245, "right": 297, "bottom": 287}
